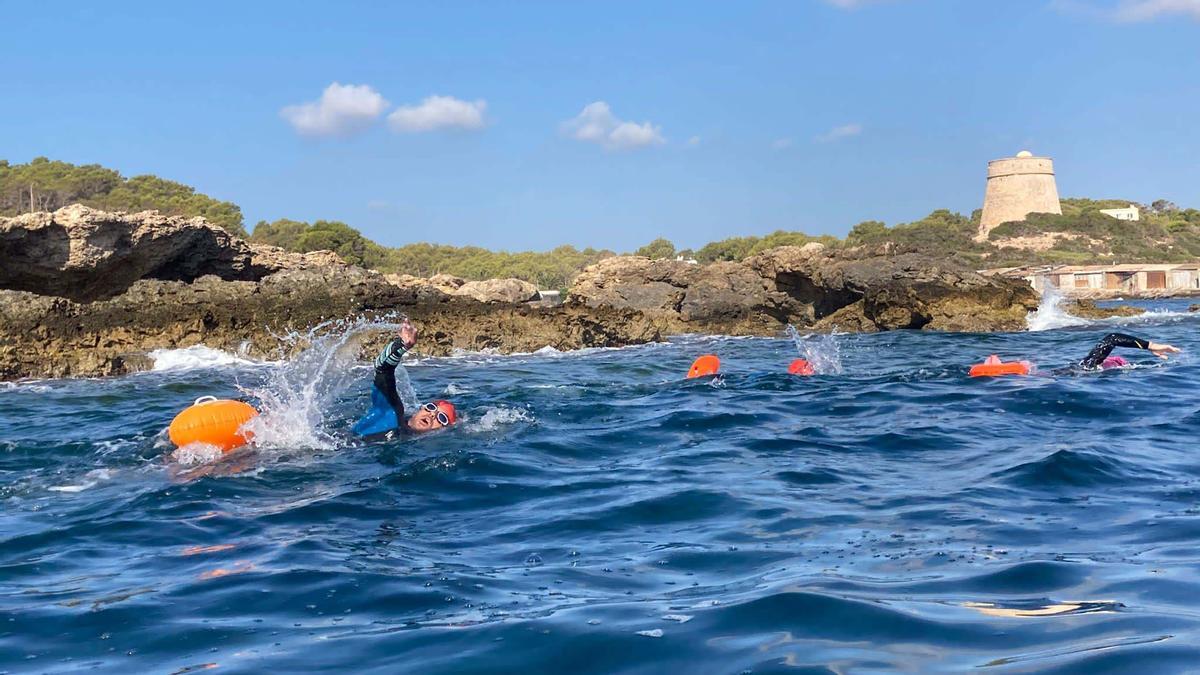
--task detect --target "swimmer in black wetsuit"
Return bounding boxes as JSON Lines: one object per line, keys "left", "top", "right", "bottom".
{"left": 1076, "top": 332, "right": 1180, "bottom": 370}
{"left": 354, "top": 320, "right": 457, "bottom": 436}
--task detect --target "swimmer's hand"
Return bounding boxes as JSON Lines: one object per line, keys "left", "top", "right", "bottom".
{"left": 399, "top": 320, "right": 417, "bottom": 350}
{"left": 1148, "top": 342, "right": 1180, "bottom": 359}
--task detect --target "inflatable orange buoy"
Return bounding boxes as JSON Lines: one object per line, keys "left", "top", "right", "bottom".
{"left": 969, "top": 355, "right": 1032, "bottom": 378}
{"left": 168, "top": 396, "right": 258, "bottom": 452}
{"left": 788, "top": 358, "right": 815, "bottom": 376}
{"left": 687, "top": 354, "right": 720, "bottom": 379}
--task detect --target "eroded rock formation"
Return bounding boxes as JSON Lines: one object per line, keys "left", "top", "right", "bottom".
{"left": 0, "top": 205, "right": 340, "bottom": 301}
{"left": 570, "top": 243, "right": 1040, "bottom": 333}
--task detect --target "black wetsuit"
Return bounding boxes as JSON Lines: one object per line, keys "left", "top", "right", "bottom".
{"left": 1078, "top": 332, "right": 1150, "bottom": 369}
{"left": 373, "top": 338, "right": 410, "bottom": 423}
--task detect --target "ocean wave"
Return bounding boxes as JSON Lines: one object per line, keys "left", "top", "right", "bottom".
{"left": 994, "top": 448, "right": 1137, "bottom": 488}
{"left": 149, "top": 344, "right": 263, "bottom": 371}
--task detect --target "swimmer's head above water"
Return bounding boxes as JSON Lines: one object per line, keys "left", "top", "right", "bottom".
{"left": 407, "top": 400, "right": 457, "bottom": 432}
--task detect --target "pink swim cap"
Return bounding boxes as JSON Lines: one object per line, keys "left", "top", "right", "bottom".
{"left": 1101, "top": 356, "right": 1128, "bottom": 369}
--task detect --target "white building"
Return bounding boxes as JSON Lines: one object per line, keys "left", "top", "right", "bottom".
{"left": 1099, "top": 204, "right": 1140, "bottom": 221}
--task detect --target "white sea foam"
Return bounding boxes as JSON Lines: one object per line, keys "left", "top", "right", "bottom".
{"left": 170, "top": 442, "right": 226, "bottom": 466}
{"left": 48, "top": 469, "right": 114, "bottom": 493}
{"left": 0, "top": 381, "right": 53, "bottom": 393}
{"left": 150, "top": 345, "right": 261, "bottom": 371}
{"left": 465, "top": 406, "right": 533, "bottom": 432}
{"left": 1026, "top": 283, "right": 1088, "bottom": 332}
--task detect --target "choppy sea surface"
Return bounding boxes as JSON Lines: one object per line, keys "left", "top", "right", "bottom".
{"left": 3, "top": 298, "right": 1200, "bottom": 673}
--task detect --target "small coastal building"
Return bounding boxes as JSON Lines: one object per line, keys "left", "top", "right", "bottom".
{"left": 982, "top": 262, "right": 1200, "bottom": 296}
{"left": 535, "top": 289, "right": 563, "bottom": 305}
{"left": 1099, "top": 204, "right": 1140, "bottom": 221}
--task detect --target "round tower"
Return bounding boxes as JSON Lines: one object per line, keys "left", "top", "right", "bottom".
{"left": 978, "top": 150, "right": 1061, "bottom": 239}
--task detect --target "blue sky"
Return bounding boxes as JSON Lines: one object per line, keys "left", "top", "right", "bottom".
{"left": 3, "top": 0, "right": 1197, "bottom": 251}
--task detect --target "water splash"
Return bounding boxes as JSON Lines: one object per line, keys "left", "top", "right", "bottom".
{"left": 1026, "top": 280, "right": 1088, "bottom": 332}
{"left": 240, "top": 316, "right": 414, "bottom": 451}
{"left": 785, "top": 325, "right": 844, "bottom": 375}
{"left": 465, "top": 406, "right": 533, "bottom": 433}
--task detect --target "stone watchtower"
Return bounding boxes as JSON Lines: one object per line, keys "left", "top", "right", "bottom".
{"left": 978, "top": 150, "right": 1061, "bottom": 239}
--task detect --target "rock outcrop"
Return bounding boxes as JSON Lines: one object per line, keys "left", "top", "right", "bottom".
{"left": 0, "top": 207, "right": 657, "bottom": 380}
{"left": 0, "top": 266, "right": 660, "bottom": 381}
{"left": 384, "top": 274, "right": 540, "bottom": 304}
{"left": 1064, "top": 299, "right": 1144, "bottom": 320}
{"left": 0, "top": 205, "right": 340, "bottom": 302}
{"left": 570, "top": 243, "right": 1040, "bottom": 333}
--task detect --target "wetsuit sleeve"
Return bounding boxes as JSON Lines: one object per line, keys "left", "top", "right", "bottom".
{"left": 374, "top": 339, "right": 410, "bottom": 370}
{"left": 373, "top": 339, "right": 409, "bottom": 419}
{"left": 1079, "top": 333, "right": 1150, "bottom": 369}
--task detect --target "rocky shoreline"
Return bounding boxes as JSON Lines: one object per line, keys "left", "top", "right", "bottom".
{"left": 0, "top": 206, "right": 1103, "bottom": 381}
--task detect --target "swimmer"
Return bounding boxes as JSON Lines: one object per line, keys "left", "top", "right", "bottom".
{"left": 1077, "top": 332, "right": 1179, "bottom": 370}
{"left": 353, "top": 319, "right": 457, "bottom": 437}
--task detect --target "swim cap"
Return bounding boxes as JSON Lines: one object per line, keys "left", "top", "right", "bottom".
{"left": 433, "top": 400, "right": 457, "bottom": 425}
{"left": 1101, "top": 356, "right": 1128, "bottom": 369}
{"left": 788, "top": 358, "right": 815, "bottom": 376}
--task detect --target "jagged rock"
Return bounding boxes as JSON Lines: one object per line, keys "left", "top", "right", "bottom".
{"left": 384, "top": 273, "right": 452, "bottom": 301}
{"left": 1065, "top": 299, "right": 1145, "bottom": 320}
{"left": 0, "top": 267, "right": 661, "bottom": 381}
{"left": 428, "top": 273, "right": 466, "bottom": 292}
{"left": 383, "top": 274, "right": 540, "bottom": 303}
{"left": 456, "top": 278, "right": 540, "bottom": 304}
{"left": 570, "top": 245, "right": 1039, "bottom": 333}
{"left": 0, "top": 205, "right": 347, "bottom": 301}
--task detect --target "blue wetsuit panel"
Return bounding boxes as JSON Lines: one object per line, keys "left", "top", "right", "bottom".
{"left": 353, "top": 384, "right": 399, "bottom": 436}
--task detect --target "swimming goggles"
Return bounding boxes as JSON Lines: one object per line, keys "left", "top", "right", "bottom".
{"left": 422, "top": 402, "right": 451, "bottom": 426}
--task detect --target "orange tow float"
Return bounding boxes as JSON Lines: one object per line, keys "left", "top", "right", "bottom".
{"left": 168, "top": 396, "right": 259, "bottom": 452}
{"left": 969, "top": 355, "right": 1032, "bottom": 378}
{"left": 687, "top": 354, "right": 721, "bottom": 379}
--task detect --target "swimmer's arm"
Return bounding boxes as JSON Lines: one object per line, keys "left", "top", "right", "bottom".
{"left": 1147, "top": 341, "right": 1181, "bottom": 359}
{"left": 1113, "top": 333, "right": 1181, "bottom": 358}
{"left": 373, "top": 322, "right": 418, "bottom": 372}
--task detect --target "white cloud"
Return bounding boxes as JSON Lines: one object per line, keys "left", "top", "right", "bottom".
{"left": 771, "top": 137, "right": 795, "bottom": 150}
{"left": 1112, "top": 0, "right": 1200, "bottom": 20}
{"left": 387, "top": 95, "right": 487, "bottom": 133}
{"left": 281, "top": 83, "right": 388, "bottom": 137}
{"left": 815, "top": 123, "right": 863, "bottom": 143}
{"left": 1052, "top": 0, "right": 1200, "bottom": 21}
{"left": 686, "top": 136, "right": 701, "bottom": 147}
{"left": 561, "top": 101, "right": 665, "bottom": 150}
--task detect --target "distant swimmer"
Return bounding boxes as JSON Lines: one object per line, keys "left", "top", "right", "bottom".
{"left": 353, "top": 319, "right": 457, "bottom": 438}
{"left": 1077, "top": 332, "right": 1179, "bottom": 370}
{"left": 971, "top": 332, "right": 1180, "bottom": 378}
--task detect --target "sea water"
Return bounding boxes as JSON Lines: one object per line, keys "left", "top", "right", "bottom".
{"left": 2, "top": 300, "right": 1200, "bottom": 672}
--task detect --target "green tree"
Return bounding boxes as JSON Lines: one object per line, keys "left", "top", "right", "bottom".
{"left": 634, "top": 237, "right": 676, "bottom": 259}
{"left": 250, "top": 218, "right": 309, "bottom": 249}
{"left": 0, "top": 157, "right": 246, "bottom": 235}
{"left": 847, "top": 220, "right": 887, "bottom": 244}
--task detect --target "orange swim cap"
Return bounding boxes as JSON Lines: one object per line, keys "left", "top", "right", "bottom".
{"left": 433, "top": 400, "right": 457, "bottom": 425}
{"left": 788, "top": 358, "right": 815, "bottom": 376}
